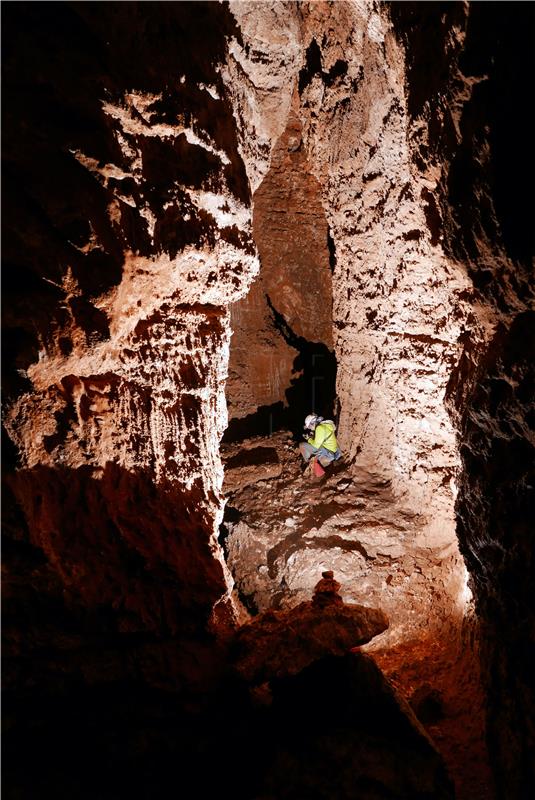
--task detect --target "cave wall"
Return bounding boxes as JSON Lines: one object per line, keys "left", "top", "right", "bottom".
{"left": 296, "top": 3, "right": 482, "bottom": 548}
{"left": 222, "top": 20, "right": 473, "bottom": 733}
{"left": 389, "top": 2, "right": 535, "bottom": 795}
{"left": 226, "top": 109, "right": 335, "bottom": 434}
{"left": 224, "top": 2, "right": 534, "bottom": 794}
{"left": 2, "top": 1, "right": 534, "bottom": 796}
{"left": 228, "top": 1, "right": 475, "bottom": 548}
{"left": 2, "top": 1, "right": 259, "bottom": 691}
{"left": 223, "top": 3, "right": 336, "bottom": 436}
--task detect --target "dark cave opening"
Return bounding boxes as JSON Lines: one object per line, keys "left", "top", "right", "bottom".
{"left": 223, "top": 295, "right": 337, "bottom": 444}
{"left": 458, "top": 2, "right": 535, "bottom": 268}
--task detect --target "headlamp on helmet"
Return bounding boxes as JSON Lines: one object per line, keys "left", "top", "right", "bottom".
{"left": 304, "top": 414, "right": 322, "bottom": 430}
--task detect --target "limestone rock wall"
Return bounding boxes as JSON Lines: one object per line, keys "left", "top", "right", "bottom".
{"left": 404, "top": 6, "right": 534, "bottom": 794}
{"left": 391, "top": 4, "right": 534, "bottom": 795}
{"left": 2, "top": 3, "right": 258, "bottom": 680}
{"left": 223, "top": 0, "right": 303, "bottom": 194}
{"left": 223, "top": 3, "right": 534, "bottom": 794}
{"left": 296, "top": 3, "right": 480, "bottom": 543}
{"left": 3, "top": 2, "right": 533, "bottom": 796}
{"left": 226, "top": 111, "right": 334, "bottom": 430}
{"left": 227, "top": 0, "right": 472, "bottom": 540}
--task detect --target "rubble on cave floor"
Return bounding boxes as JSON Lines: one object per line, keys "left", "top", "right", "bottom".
{"left": 220, "top": 430, "right": 464, "bottom": 651}
{"left": 221, "top": 429, "right": 492, "bottom": 800}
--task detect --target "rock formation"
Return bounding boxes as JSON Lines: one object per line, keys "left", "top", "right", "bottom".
{"left": 221, "top": 431, "right": 468, "bottom": 647}
{"left": 3, "top": 1, "right": 254, "bottom": 655}
{"left": 232, "top": 570, "right": 388, "bottom": 683}
{"left": 225, "top": 110, "right": 335, "bottom": 437}
{"left": 2, "top": 2, "right": 534, "bottom": 799}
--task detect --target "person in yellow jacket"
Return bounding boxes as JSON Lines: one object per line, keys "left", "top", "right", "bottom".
{"left": 299, "top": 414, "right": 342, "bottom": 468}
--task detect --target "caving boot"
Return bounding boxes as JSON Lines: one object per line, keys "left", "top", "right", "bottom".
{"left": 311, "top": 456, "right": 325, "bottom": 478}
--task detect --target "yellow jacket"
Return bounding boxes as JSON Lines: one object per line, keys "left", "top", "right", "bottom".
{"left": 308, "top": 421, "right": 338, "bottom": 452}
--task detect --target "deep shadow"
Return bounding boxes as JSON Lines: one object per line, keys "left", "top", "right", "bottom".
{"left": 223, "top": 297, "right": 337, "bottom": 444}
{"left": 2, "top": 651, "right": 454, "bottom": 800}
{"left": 2, "top": 462, "right": 227, "bottom": 643}
{"left": 327, "top": 228, "right": 337, "bottom": 274}
{"left": 266, "top": 294, "right": 338, "bottom": 439}
{"left": 218, "top": 505, "right": 242, "bottom": 558}
{"left": 222, "top": 400, "right": 286, "bottom": 442}
{"left": 390, "top": 1, "right": 535, "bottom": 269}
{"left": 451, "top": 311, "right": 535, "bottom": 798}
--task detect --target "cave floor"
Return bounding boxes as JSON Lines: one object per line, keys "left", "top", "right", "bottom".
{"left": 221, "top": 430, "right": 494, "bottom": 800}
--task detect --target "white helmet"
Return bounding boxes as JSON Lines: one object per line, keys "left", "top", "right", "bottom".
{"left": 304, "top": 414, "right": 322, "bottom": 429}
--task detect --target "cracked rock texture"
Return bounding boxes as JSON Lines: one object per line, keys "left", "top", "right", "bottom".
{"left": 226, "top": 110, "right": 334, "bottom": 429}
{"left": 2, "top": 2, "right": 534, "bottom": 799}
{"left": 2, "top": 1, "right": 256, "bottom": 684}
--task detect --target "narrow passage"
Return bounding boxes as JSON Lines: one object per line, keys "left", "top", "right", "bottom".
{"left": 220, "top": 430, "right": 492, "bottom": 799}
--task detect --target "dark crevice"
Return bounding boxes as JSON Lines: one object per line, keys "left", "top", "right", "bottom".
{"left": 222, "top": 401, "right": 286, "bottom": 443}
{"left": 324, "top": 59, "right": 348, "bottom": 87}
{"left": 225, "top": 446, "right": 279, "bottom": 470}
{"left": 218, "top": 505, "right": 242, "bottom": 554}
{"left": 421, "top": 187, "right": 442, "bottom": 246}
{"left": 223, "top": 298, "right": 337, "bottom": 444}
{"left": 327, "top": 229, "right": 337, "bottom": 274}
{"left": 298, "top": 38, "right": 323, "bottom": 94}
{"left": 265, "top": 293, "right": 337, "bottom": 436}
{"left": 298, "top": 39, "right": 349, "bottom": 95}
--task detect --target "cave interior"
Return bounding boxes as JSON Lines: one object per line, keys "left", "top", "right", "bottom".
{"left": 2, "top": 2, "right": 534, "bottom": 800}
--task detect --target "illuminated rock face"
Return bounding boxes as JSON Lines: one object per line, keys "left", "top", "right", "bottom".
{"left": 229, "top": 1, "right": 472, "bottom": 563}
{"left": 3, "top": 2, "right": 257, "bottom": 656}
{"left": 224, "top": 0, "right": 475, "bottom": 725}
{"left": 225, "top": 6, "right": 534, "bottom": 793}
{"left": 226, "top": 111, "right": 334, "bottom": 430}
{"left": 2, "top": 2, "right": 534, "bottom": 798}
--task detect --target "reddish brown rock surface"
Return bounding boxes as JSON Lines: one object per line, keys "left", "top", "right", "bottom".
{"left": 226, "top": 111, "right": 335, "bottom": 435}
{"left": 232, "top": 570, "right": 388, "bottom": 684}
{"left": 2, "top": 2, "right": 253, "bottom": 652}
{"left": 2, "top": 2, "right": 534, "bottom": 799}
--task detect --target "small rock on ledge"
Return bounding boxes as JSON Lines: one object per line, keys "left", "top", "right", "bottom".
{"left": 232, "top": 571, "right": 389, "bottom": 684}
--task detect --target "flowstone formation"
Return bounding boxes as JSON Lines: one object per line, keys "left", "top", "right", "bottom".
{"left": 3, "top": 3, "right": 256, "bottom": 666}
{"left": 225, "top": 110, "right": 335, "bottom": 435}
